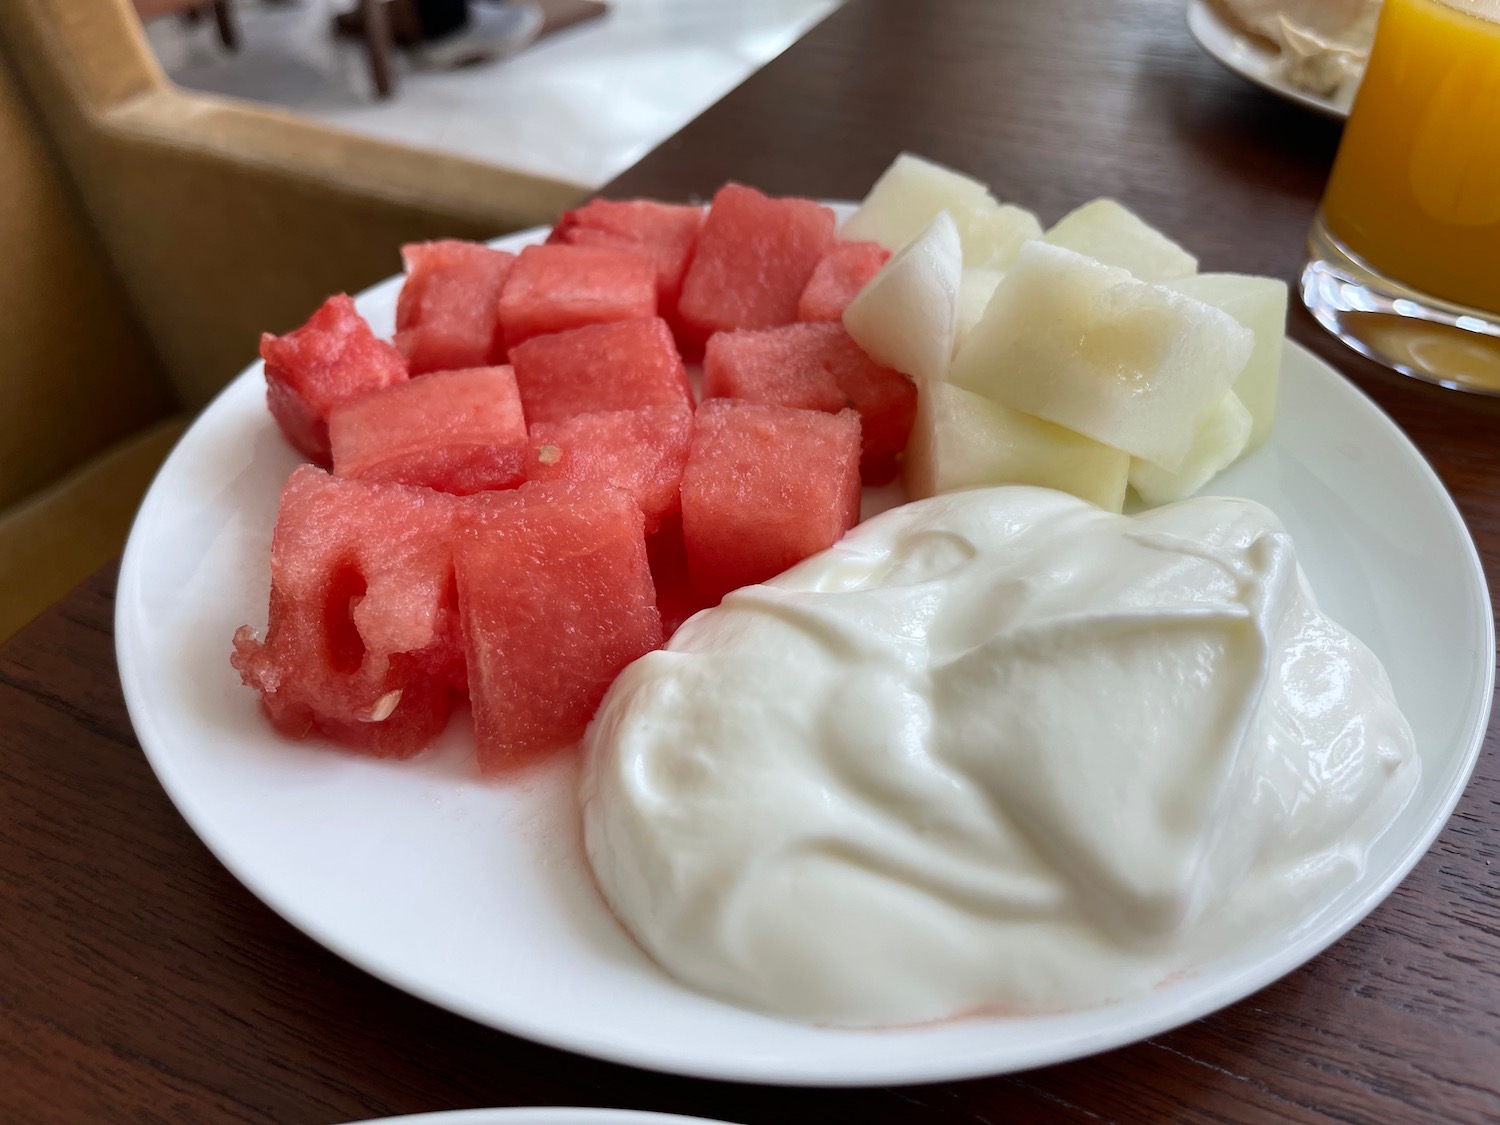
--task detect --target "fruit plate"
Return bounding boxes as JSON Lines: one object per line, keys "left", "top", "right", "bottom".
{"left": 1186, "top": 0, "right": 1354, "bottom": 119}
{"left": 116, "top": 213, "right": 1493, "bottom": 1087}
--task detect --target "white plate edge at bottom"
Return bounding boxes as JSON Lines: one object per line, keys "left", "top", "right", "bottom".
{"left": 347, "top": 1110, "right": 736, "bottom": 1125}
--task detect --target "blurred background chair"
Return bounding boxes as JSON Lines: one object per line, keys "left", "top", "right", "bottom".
{"left": 0, "top": 0, "right": 586, "bottom": 642}
{"left": 134, "top": 0, "right": 240, "bottom": 51}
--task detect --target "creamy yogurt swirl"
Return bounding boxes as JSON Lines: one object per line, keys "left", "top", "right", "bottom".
{"left": 581, "top": 487, "right": 1417, "bottom": 1026}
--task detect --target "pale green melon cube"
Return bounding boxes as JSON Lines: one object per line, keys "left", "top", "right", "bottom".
{"left": 843, "top": 211, "right": 961, "bottom": 382}
{"left": 948, "top": 241, "right": 1253, "bottom": 471}
{"left": 841, "top": 154, "right": 992, "bottom": 254}
{"left": 957, "top": 201, "right": 1043, "bottom": 269}
{"left": 1043, "top": 198, "right": 1196, "bottom": 282}
{"left": 954, "top": 267, "right": 1004, "bottom": 355}
{"left": 1128, "top": 391, "right": 1253, "bottom": 506}
{"left": 1163, "top": 273, "right": 1287, "bottom": 452}
{"left": 906, "top": 380, "right": 1129, "bottom": 512}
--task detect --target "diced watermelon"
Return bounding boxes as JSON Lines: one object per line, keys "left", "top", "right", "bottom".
{"left": 231, "top": 466, "right": 460, "bottom": 757}
{"left": 395, "top": 240, "right": 515, "bottom": 373}
{"left": 797, "top": 240, "right": 890, "bottom": 322}
{"left": 497, "top": 244, "right": 657, "bottom": 350}
{"left": 328, "top": 366, "right": 527, "bottom": 495}
{"left": 548, "top": 199, "right": 705, "bottom": 330}
{"left": 677, "top": 184, "right": 836, "bottom": 343}
{"left": 703, "top": 324, "right": 843, "bottom": 412}
{"left": 680, "top": 399, "right": 861, "bottom": 601}
{"left": 455, "top": 481, "right": 662, "bottom": 773}
{"left": 702, "top": 322, "right": 916, "bottom": 484}
{"left": 525, "top": 403, "right": 692, "bottom": 534}
{"left": 261, "top": 295, "right": 408, "bottom": 465}
{"left": 509, "top": 316, "right": 691, "bottom": 425}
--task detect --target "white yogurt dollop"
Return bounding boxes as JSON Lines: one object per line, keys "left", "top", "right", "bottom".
{"left": 581, "top": 487, "right": 1417, "bottom": 1026}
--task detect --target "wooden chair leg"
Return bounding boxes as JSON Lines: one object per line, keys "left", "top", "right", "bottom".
{"left": 388, "top": 0, "right": 423, "bottom": 47}
{"left": 211, "top": 0, "right": 240, "bottom": 51}
{"left": 362, "top": 0, "right": 398, "bottom": 99}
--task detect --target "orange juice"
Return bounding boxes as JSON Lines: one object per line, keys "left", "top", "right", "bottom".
{"left": 1320, "top": 0, "right": 1500, "bottom": 313}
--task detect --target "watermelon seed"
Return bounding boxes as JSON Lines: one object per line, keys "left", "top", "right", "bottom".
{"left": 537, "top": 444, "right": 563, "bottom": 466}
{"left": 362, "top": 689, "right": 403, "bottom": 722}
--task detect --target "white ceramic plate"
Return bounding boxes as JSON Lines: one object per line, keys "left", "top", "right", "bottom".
{"left": 1186, "top": 0, "right": 1354, "bottom": 119}
{"left": 117, "top": 217, "right": 1493, "bottom": 1087}
{"left": 347, "top": 1111, "right": 730, "bottom": 1125}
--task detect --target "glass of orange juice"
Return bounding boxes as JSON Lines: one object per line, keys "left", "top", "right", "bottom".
{"left": 1304, "top": 0, "right": 1500, "bottom": 393}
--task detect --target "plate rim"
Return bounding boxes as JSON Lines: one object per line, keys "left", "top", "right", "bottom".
{"left": 344, "top": 1110, "right": 736, "bottom": 1125}
{"left": 1185, "top": 0, "right": 1353, "bottom": 120}
{"left": 115, "top": 223, "right": 1494, "bottom": 1087}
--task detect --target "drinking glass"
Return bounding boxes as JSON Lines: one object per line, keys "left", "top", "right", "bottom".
{"left": 1303, "top": 0, "right": 1500, "bottom": 393}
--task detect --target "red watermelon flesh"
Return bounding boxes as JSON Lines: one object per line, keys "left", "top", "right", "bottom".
{"left": 676, "top": 183, "right": 835, "bottom": 343}
{"left": 548, "top": 199, "right": 704, "bottom": 327}
{"left": 525, "top": 403, "right": 692, "bottom": 534}
{"left": 680, "top": 398, "right": 861, "bottom": 601}
{"left": 497, "top": 243, "right": 657, "bottom": 350}
{"left": 702, "top": 322, "right": 916, "bottom": 485}
{"left": 230, "top": 466, "right": 461, "bottom": 758}
{"left": 328, "top": 366, "right": 527, "bottom": 496}
{"left": 455, "top": 481, "right": 662, "bottom": 774}
{"left": 797, "top": 240, "right": 890, "bottom": 322}
{"left": 509, "top": 316, "right": 691, "bottom": 425}
{"left": 261, "top": 295, "right": 408, "bottom": 465}
{"left": 703, "top": 323, "right": 843, "bottom": 412}
{"left": 395, "top": 240, "right": 515, "bottom": 373}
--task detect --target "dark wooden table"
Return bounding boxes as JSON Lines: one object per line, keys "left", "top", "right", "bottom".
{"left": 4, "top": 1, "right": 1498, "bottom": 1121}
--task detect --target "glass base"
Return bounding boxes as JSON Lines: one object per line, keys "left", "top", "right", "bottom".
{"left": 1301, "top": 215, "right": 1500, "bottom": 395}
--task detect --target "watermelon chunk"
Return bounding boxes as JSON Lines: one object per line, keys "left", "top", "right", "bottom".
{"left": 508, "top": 316, "right": 691, "bottom": 425}
{"left": 328, "top": 366, "right": 527, "bottom": 495}
{"left": 260, "top": 295, "right": 408, "bottom": 465}
{"left": 456, "top": 481, "right": 662, "bottom": 773}
{"left": 395, "top": 240, "right": 515, "bottom": 374}
{"left": 231, "top": 466, "right": 460, "bottom": 757}
{"left": 497, "top": 243, "right": 657, "bottom": 350}
{"left": 548, "top": 199, "right": 705, "bottom": 330}
{"left": 703, "top": 324, "right": 844, "bottom": 413}
{"left": 525, "top": 403, "right": 692, "bottom": 534}
{"left": 702, "top": 322, "right": 916, "bottom": 484}
{"left": 797, "top": 240, "right": 891, "bottom": 322}
{"left": 680, "top": 399, "right": 861, "bottom": 601}
{"left": 677, "top": 184, "right": 836, "bottom": 342}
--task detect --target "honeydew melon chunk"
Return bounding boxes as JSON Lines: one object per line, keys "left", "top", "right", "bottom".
{"left": 843, "top": 211, "right": 961, "bottom": 382}
{"left": 955, "top": 267, "right": 1004, "bottom": 354}
{"left": 948, "top": 241, "right": 1253, "bottom": 472}
{"left": 957, "top": 201, "right": 1043, "bottom": 269}
{"left": 1043, "top": 198, "right": 1197, "bottom": 282}
{"left": 841, "top": 153, "right": 992, "bottom": 254}
{"left": 906, "top": 380, "right": 1129, "bottom": 511}
{"left": 1128, "top": 391, "right": 1253, "bottom": 506}
{"left": 1163, "top": 273, "right": 1287, "bottom": 453}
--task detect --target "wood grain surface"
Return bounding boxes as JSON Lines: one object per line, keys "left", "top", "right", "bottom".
{"left": 3, "top": 1, "right": 1497, "bottom": 1122}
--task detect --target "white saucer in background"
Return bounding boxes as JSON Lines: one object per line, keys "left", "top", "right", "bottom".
{"left": 1187, "top": 0, "right": 1355, "bottom": 119}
